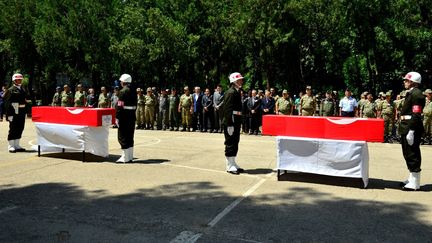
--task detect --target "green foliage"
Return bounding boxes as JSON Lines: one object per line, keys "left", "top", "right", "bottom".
{"left": 0, "top": 0, "right": 431, "bottom": 101}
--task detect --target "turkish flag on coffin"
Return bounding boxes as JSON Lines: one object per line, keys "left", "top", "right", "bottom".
{"left": 262, "top": 115, "right": 384, "bottom": 142}
{"left": 32, "top": 107, "right": 115, "bottom": 127}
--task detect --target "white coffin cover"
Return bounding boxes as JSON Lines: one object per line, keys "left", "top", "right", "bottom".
{"left": 277, "top": 136, "right": 369, "bottom": 187}
{"left": 35, "top": 122, "right": 109, "bottom": 157}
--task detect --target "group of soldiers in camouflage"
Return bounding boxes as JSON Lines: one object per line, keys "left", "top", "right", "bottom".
{"left": 49, "top": 82, "right": 432, "bottom": 145}
{"left": 51, "top": 84, "right": 114, "bottom": 109}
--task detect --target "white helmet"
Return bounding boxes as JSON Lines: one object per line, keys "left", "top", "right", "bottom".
{"left": 119, "top": 74, "right": 132, "bottom": 83}
{"left": 229, "top": 72, "right": 244, "bottom": 83}
{"left": 403, "top": 72, "right": 421, "bottom": 84}
{"left": 12, "top": 73, "right": 23, "bottom": 82}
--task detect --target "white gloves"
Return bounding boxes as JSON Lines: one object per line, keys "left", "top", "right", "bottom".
{"left": 8, "top": 116, "right": 13, "bottom": 122}
{"left": 115, "top": 119, "right": 119, "bottom": 127}
{"left": 227, "top": 126, "right": 234, "bottom": 136}
{"left": 406, "top": 130, "right": 414, "bottom": 146}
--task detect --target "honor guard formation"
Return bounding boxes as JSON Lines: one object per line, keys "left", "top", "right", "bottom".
{"left": 1, "top": 71, "right": 431, "bottom": 191}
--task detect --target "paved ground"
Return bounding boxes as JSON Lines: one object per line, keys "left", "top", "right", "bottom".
{"left": 0, "top": 119, "right": 431, "bottom": 242}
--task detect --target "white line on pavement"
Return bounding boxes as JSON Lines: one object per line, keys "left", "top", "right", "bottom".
{"left": 207, "top": 178, "right": 267, "bottom": 227}
{"left": 169, "top": 231, "right": 203, "bottom": 243}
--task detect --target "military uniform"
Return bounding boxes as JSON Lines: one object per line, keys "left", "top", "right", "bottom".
{"left": 98, "top": 93, "right": 110, "bottom": 108}
{"left": 136, "top": 92, "right": 145, "bottom": 129}
{"left": 380, "top": 98, "right": 394, "bottom": 141}
{"left": 168, "top": 93, "right": 180, "bottom": 131}
{"left": 52, "top": 91, "right": 62, "bottom": 106}
{"left": 223, "top": 86, "right": 242, "bottom": 157}
{"left": 423, "top": 91, "right": 432, "bottom": 144}
{"left": 4, "top": 84, "right": 28, "bottom": 151}
{"left": 144, "top": 92, "right": 156, "bottom": 129}
{"left": 320, "top": 98, "right": 336, "bottom": 117}
{"left": 300, "top": 94, "right": 316, "bottom": 116}
{"left": 61, "top": 91, "right": 73, "bottom": 107}
{"left": 276, "top": 96, "right": 293, "bottom": 115}
{"left": 116, "top": 85, "right": 137, "bottom": 150}
{"left": 361, "top": 100, "right": 376, "bottom": 118}
{"left": 179, "top": 93, "right": 193, "bottom": 131}
{"left": 74, "top": 91, "right": 86, "bottom": 107}
{"left": 399, "top": 87, "right": 425, "bottom": 173}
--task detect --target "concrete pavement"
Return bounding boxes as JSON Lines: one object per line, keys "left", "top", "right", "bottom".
{"left": 0, "top": 119, "right": 431, "bottom": 242}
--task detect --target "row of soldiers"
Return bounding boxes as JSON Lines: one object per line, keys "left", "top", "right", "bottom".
{"left": 51, "top": 84, "right": 112, "bottom": 108}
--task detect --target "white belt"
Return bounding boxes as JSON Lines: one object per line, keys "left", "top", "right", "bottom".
{"left": 233, "top": 111, "right": 242, "bottom": 115}
{"left": 123, "top": 106, "right": 136, "bottom": 110}
{"left": 18, "top": 104, "right": 26, "bottom": 108}
{"left": 400, "top": 115, "right": 412, "bottom": 120}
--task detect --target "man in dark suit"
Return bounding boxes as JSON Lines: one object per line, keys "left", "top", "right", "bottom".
{"left": 247, "top": 89, "right": 261, "bottom": 135}
{"left": 261, "top": 90, "right": 275, "bottom": 115}
{"left": 192, "top": 86, "right": 203, "bottom": 131}
{"left": 201, "top": 88, "right": 214, "bottom": 132}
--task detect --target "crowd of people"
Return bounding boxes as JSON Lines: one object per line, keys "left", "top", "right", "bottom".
{"left": 46, "top": 82, "right": 432, "bottom": 145}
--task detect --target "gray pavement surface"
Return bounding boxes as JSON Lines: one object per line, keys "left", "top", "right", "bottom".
{"left": 0, "top": 119, "right": 431, "bottom": 242}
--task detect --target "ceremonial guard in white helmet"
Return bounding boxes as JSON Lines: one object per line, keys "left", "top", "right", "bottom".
{"left": 4, "top": 73, "right": 28, "bottom": 152}
{"left": 116, "top": 74, "right": 137, "bottom": 163}
{"left": 223, "top": 72, "right": 245, "bottom": 174}
{"left": 399, "top": 71, "right": 425, "bottom": 190}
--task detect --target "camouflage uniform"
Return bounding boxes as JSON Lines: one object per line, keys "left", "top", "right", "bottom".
{"left": 136, "top": 92, "right": 145, "bottom": 129}
{"left": 168, "top": 92, "right": 180, "bottom": 131}
{"left": 320, "top": 98, "right": 336, "bottom": 117}
{"left": 74, "top": 91, "right": 86, "bottom": 107}
{"left": 61, "top": 91, "right": 73, "bottom": 107}
{"left": 179, "top": 93, "right": 193, "bottom": 130}
{"left": 380, "top": 98, "right": 394, "bottom": 140}
{"left": 423, "top": 92, "right": 432, "bottom": 143}
{"left": 276, "top": 96, "right": 293, "bottom": 115}
{"left": 98, "top": 93, "right": 110, "bottom": 108}
{"left": 300, "top": 94, "right": 316, "bottom": 116}
{"left": 52, "top": 90, "right": 62, "bottom": 106}
{"left": 361, "top": 100, "right": 376, "bottom": 118}
{"left": 144, "top": 92, "right": 156, "bottom": 129}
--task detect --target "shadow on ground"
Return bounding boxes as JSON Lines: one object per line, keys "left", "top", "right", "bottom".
{"left": 278, "top": 172, "right": 432, "bottom": 191}
{"left": 39, "top": 153, "right": 170, "bottom": 164}
{"left": 0, "top": 181, "right": 431, "bottom": 242}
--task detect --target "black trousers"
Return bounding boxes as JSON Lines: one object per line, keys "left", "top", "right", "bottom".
{"left": 400, "top": 131, "right": 422, "bottom": 172}
{"left": 341, "top": 111, "right": 355, "bottom": 117}
{"left": 192, "top": 111, "right": 203, "bottom": 130}
{"left": 249, "top": 113, "right": 260, "bottom": 132}
{"left": 8, "top": 109, "right": 26, "bottom": 141}
{"left": 202, "top": 109, "right": 214, "bottom": 131}
{"left": 118, "top": 110, "right": 136, "bottom": 149}
{"left": 224, "top": 117, "right": 242, "bottom": 157}
{"left": 214, "top": 108, "right": 223, "bottom": 131}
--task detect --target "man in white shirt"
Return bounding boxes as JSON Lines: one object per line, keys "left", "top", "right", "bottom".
{"left": 339, "top": 88, "right": 358, "bottom": 117}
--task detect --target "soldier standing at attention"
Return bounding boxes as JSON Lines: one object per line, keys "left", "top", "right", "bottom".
{"left": 422, "top": 89, "right": 432, "bottom": 145}
{"left": 116, "top": 74, "right": 137, "bottom": 163}
{"left": 379, "top": 92, "right": 395, "bottom": 143}
{"left": 168, "top": 88, "right": 180, "bottom": 131}
{"left": 357, "top": 92, "right": 368, "bottom": 117}
{"left": 135, "top": 88, "right": 145, "bottom": 129}
{"left": 375, "top": 92, "right": 385, "bottom": 118}
{"left": 61, "top": 85, "right": 73, "bottom": 107}
{"left": 223, "top": 72, "right": 245, "bottom": 175}
{"left": 144, "top": 87, "right": 156, "bottom": 130}
{"left": 202, "top": 88, "right": 214, "bottom": 132}
{"left": 320, "top": 91, "right": 336, "bottom": 117}
{"left": 98, "top": 86, "right": 110, "bottom": 108}
{"left": 51, "top": 86, "right": 62, "bottom": 106}
{"left": 74, "top": 84, "right": 86, "bottom": 107}
{"left": 4, "top": 73, "right": 29, "bottom": 152}
{"left": 339, "top": 88, "right": 357, "bottom": 117}
{"left": 275, "top": 90, "right": 293, "bottom": 115}
{"left": 179, "top": 86, "right": 193, "bottom": 131}
{"left": 300, "top": 86, "right": 316, "bottom": 116}
{"left": 361, "top": 93, "right": 377, "bottom": 118}
{"left": 399, "top": 72, "right": 425, "bottom": 191}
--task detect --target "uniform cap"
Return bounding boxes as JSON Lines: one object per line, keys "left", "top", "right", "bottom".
{"left": 306, "top": 86, "right": 312, "bottom": 90}
{"left": 385, "top": 92, "right": 391, "bottom": 96}
{"left": 424, "top": 89, "right": 432, "bottom": 94}
{"left": 56, "top": 86, "right": 61, "bottom": 90}
{"left": 229, "top": 72, "right": 244, "bottom": 83}
{"left": 379, "top": 91, "right": 384, "bottom": 96}
{"left": 282, "top": 89, "right": 288, "bottom": 94}
{"left": 119, "top": 74, "right": 132, "bottom": 83}
{"left": 184, "top": 86, "right": 189, "bottom": 91}
{"left": 362, "top": 91, "right": 368, "bottom": 96}
{"left": 403, "top": 71, "right": 421, "bottom": 84}
{"left": 12, "top": 73, "right": 23, "bottom": 81}
{"left": 399, "top": 90, "right": 406, "bottom": 97}
{"left": 136, "top": 88, "right": 142, "bottom": 92}
{"left": 146, "top": 87, "right": 152, "bottom": 92}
